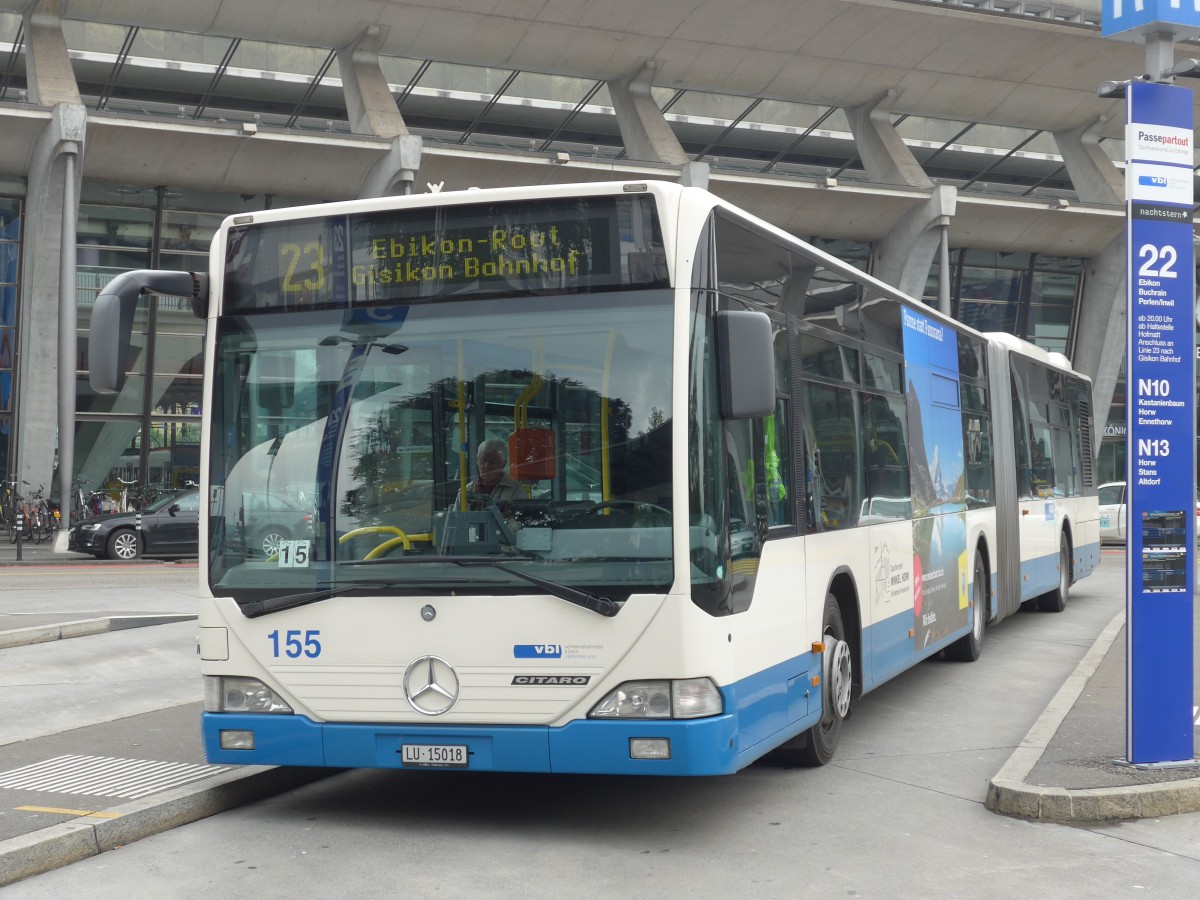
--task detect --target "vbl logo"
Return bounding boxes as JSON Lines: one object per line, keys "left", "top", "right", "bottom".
{"left": 1139, "top": 175, "right": 1168, "bottom": 187}
{"left": 513, "top": 644, "right": 563, "bottom": 658}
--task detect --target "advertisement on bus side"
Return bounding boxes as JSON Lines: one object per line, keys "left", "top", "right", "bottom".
{"left": 903, "top": 308, "right": 969, "bottom": 649}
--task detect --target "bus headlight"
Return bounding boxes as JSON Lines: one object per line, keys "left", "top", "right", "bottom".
{"left": 205, "top": 676, "right": 293, "bottom": 714}
{"left": 589, "top": 678, "right": 722, "bottom": 719}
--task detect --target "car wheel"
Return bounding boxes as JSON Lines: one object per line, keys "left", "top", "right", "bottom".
{"left": 106, "top": 528, "right": 141, "bottom": 561}
{"left": 258, "top": 527, "right": 289, "bottom": 558}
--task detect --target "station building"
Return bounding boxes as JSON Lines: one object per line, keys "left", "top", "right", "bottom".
{"left": 0, "top": 0, "right": 1191, "bottom": 511}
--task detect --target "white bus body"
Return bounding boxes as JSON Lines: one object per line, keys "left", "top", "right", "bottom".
{"left": 88, "top": 181, "right": 1099, "bottom": 775}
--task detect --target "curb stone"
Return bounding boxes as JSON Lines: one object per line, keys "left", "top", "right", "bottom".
{"left": 0, "top": 615, "right": 198, "bottom": 650}
{"left": 0, "top": 766, "right": 336, "bottom": 887}
{"left": 986, "top": 609, "right": 1200, "bottom": 822}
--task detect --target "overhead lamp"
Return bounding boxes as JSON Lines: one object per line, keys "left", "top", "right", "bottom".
{"left": 1097, "top": 81, "right": 1128, "bottom": 100}
{"left": 1165, "top": 58, "right": 1200, "bottom": 79}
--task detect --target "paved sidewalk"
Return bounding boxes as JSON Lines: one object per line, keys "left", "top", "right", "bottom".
{"left": 986, "top": 608, "right": 1200, "bottom": 821}
{"left": 0, "top": 553, "right": 338, "bottom": 887}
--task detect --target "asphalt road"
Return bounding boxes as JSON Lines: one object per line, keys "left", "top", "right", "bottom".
{"left": 3, "top": 553, "right": 1198, "bottom": 899}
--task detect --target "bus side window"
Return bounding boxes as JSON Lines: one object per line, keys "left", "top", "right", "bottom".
{"left": 765, "top": 325, "right": 792, "bottom": 528}
{"left": 803, "top": 382, "right": 859, "bottom": 531}
{"left": 1011, "top": 379, "right": 1033, "bottom": 499}
{"left": 864, "top": 393, "right": 909, "bottom": 514}
{"left": 726, "top": 419, "right": 759, "bottom": 537}
{"left": 1049, "top": 405, "right": 1073, "bottom": 497}
{"left": 764, "top": 400, "right": 791, "bottom": 527}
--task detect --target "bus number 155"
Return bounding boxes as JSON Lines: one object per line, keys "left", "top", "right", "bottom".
{"left": 268, "top": 629, "right": 322, "bottom": 658}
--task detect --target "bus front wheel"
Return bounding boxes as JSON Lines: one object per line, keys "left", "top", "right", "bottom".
{"left": 790, "top": 593, "right": 851, "bottom": 767}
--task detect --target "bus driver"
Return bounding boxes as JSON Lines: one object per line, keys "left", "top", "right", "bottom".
{"left": 457, "top": 437, "right": 522, "bottom": 510}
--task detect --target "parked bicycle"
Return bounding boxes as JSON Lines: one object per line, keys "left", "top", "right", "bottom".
{"left": 70, "top": 479, "right": 108, "bottom": 525}
{"left": 23, "top": 483, "right": 55, "bottom": 544}
{"left": 129, "top": 481, "right": 171, "bottom": 511}
{"left": 4, "top": 482, "right": 51, "bottom": 544}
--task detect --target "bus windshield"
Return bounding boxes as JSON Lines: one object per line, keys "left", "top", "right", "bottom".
{"left": 208, "top": 290, "right": 675, "bottom": 608}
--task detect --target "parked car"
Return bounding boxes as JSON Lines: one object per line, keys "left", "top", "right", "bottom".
{"left": 1097, "top": 482, "right": 1126, "bottom": 544}
{"left": 224, "top": 489, "right": 315, "bottom": 558}
{"left": 68, "top": 490, "right": 202, "bottom": 560}
{"left": 68, "top": 488, "right": 313, "bottom": 560}
{"left": 1097, "top": 481, "right": 1200, "bottom": 545}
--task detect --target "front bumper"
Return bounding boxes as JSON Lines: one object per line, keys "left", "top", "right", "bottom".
{"left": 67, "top": 528, "right": 105, "bottom": 554}
{"left": 202, "top": 711, "right": 742, "bottom": 776}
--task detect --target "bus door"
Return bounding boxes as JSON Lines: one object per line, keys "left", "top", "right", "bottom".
{"left": 1012, "top": 378, "right": 1058, "bottom": 599}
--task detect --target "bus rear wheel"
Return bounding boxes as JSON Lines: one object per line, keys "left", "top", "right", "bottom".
{"left": 945, "top": 554, "right": 987, "bottom": 662}
{"left": 1037, "top": 533, "right": 1070, "bottom": 613}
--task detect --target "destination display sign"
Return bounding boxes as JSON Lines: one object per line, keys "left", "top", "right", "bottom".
{"left": 1123, "top": 80, "right": 1195, "bottom": 765}
{"left": 223, "top": 194, "right": 667, "bottom": 312}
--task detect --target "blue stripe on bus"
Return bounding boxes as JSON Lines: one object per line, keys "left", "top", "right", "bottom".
{"left": 200, "top": 541, "right": 1103, "bottom": 775}
{"left": 201, "top": 652, "right": 824, "bottom": 775}
{"left": 1075, "top": 539, "right": 1100, "bottom": 579}
{"left": 1019, "top": 539, "right": 1100, "bottom": 601}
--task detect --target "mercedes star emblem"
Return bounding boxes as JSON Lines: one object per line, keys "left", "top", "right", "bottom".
{"left": 403, "top": 655, "right": 460, "bottom": 716}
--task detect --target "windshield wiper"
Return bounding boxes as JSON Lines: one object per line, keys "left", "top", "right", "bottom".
{"left": 242, "top": 557, "right": 622, "bottom": 619}
{"left": 341, "top": 554, "right": 622, "bottom": 617}
{"left": 241, "top": 580, "right": 406, "bottom": 618}
{"left": 447, "top": 558, "right": 621, "bottom": 617}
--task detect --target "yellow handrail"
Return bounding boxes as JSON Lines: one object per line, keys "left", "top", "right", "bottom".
{"left": 338, "top": 525, "right": 413, "bottom": 550}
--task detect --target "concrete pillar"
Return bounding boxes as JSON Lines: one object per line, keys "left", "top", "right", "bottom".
{"left": 1052, "top": 117, "right": 1123, "bottom": 207}
{"left": 608, "top": 61, "right": 689, "bottom": 165}
{"left": 845, "top": 90, "right": 932, "bottom": 189}
{"left": 16, "top": 5, "right": 84, "bottom": 505}
{"left": 1070, "top": 233, "right": 1126, "bottom": 458}
{"left": 358, "top": 134, "right": 425, "bottom": 198}
{"left": 17, "top": 103, "right": 85, "bottom": 504}
{"left": 337, "top": 25, "right": 409, "bottom": 139}
{"left": 679, "top": 161, "right": 709, "bottom": 189}
{"left": 871, "top": 185, "right": 957, "bottom": 300}
{"left": 24, "top": 0, "right": 82, "bottom": 107}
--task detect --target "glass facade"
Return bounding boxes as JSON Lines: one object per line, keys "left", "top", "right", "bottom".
{"left": 72, "top": 183, "right": 261, "bottom": 506}
{"left": 0, "top": 197, "right": 19, "bottom": 479}
{"left": 0, "top": 183, "right": 1188, "bottom": 510}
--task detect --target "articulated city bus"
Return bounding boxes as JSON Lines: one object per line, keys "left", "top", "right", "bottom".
{"left": 88, "top": 181, "right": 1099, "bottom": 775}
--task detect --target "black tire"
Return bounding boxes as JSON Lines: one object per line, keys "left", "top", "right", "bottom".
{"left": 106, "top": 528, "right": 141, "bottom": 561}
{"left": 1037, "top": 533, "right": 1070, "bottom": 613}
{"left": 945, "top": 553, "right": 987, "bottom": 662}
{"left": 776, "top": 593, "right": 851, "bottom": 767}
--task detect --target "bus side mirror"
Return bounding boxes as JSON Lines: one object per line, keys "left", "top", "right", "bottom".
{"left": 89, "top": 270, "right": 207, "bottom": 394}
{"left": 89, "top": 283, "right": 139, "bottom": 394}
{"left": 715, "top": 310, "right": 775, "bottom": 419}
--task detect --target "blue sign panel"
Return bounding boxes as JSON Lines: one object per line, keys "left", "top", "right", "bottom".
{"left": 1124, "top": 80, "right": 1195, "bottom": 765}
{"left": 1103, "top": 0, "right": 1200, "bottom": 39}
